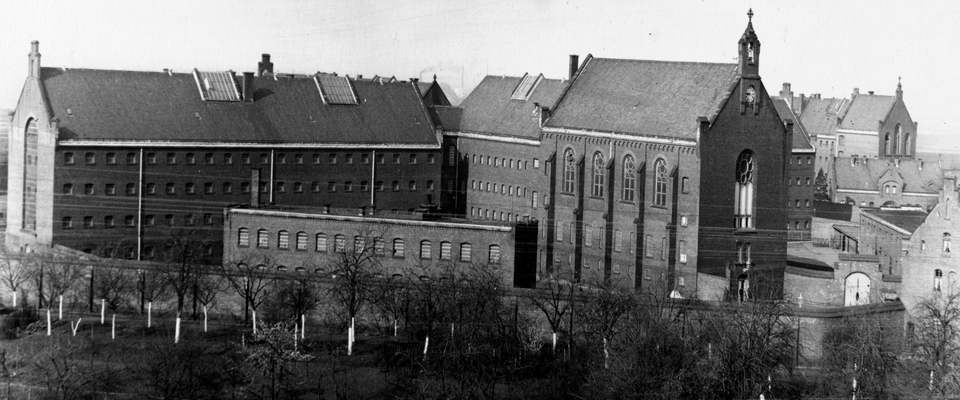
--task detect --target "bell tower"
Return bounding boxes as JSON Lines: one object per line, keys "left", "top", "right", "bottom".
{"left": 738, "top": 9, "right": 760, "bottom": 78}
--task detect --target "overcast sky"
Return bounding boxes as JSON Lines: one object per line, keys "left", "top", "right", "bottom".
{"left": 2, "top": 0, "right": 958, "bottom": 152}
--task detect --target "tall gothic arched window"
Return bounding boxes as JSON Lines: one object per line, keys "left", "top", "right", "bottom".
{"left": 563, "top": 149, "right": 576, "bottom": 193}
{"left": 23, "top": 118, "right": 38, "bottom": 231}
{"left": 904, "top": 133, "right": 912, "bottom": 156}
{"left": 894, "top": 124, "right": 902, "bottom": 155}
{"left": 884, "top": 133, "right": 891, "bottom": 156}
{"left": 735, "top": 150, "right": 755, "bottom": 228}
{"left": 654, "top": 159, "right": 667, "bottom": 206}
{"left": 591, "top": 152, "right": 605, "bottom": 197}
{"left": 622, "top": 155, "right": 636, "bottom": 202}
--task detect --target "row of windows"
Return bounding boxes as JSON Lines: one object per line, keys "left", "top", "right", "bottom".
{"left": 64, "top": 152, "right": 436, "bottom": 166}
{"left": 62, "top": 213, "right": 215, "bottom": 229}
{"left": 883, "top": 125, "right": 913, "bottom": 156}
{"left": 561, "top": 150, "right": 690, "bottom": 205}
{"left": 919, "top": 233, "right": 952, "bottom": 254}
{"left": 62, "top": 180, "right": 435, "bottom": 196}
{"left": 237, "top": 228, "right": 502, "bottom": 264}
{"left": 469, "top": 154, "right": 538, "bottom": 170}
{"left": 470, "top": 180, "right": 531, "bottom": 197}
{"left": 789, "top": 177, "right": 812, "bottom": 186}
{"left": 788, "top": 156, "right": 813, "bottom": 165}
{"left": 786, "top": 220, "right": 811, "bottom": 230}
{"left": 80, "top": 244, "right": 214, "bottom": 260}
{"left": 470, "top": 208, "right": 530, "bottom": 222}
{"left": 792, "top": 199, "right": 812, "bottom": 208}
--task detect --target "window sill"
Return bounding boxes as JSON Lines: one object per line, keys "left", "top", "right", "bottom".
{"left": 392, "top": 255, "right": 405, "bottom": 259}
{"left": 650, "top": 205, "right": 667, "bottom": 210}
{"left": 734, "top": 228, "right": 757, "bottom": 235}
{"left": 619, "top": 200, "right": 635, "bottom": 205}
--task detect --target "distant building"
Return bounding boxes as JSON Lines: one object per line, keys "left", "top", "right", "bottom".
{"left": 772, "top": 94, "right": 816, "bottom": 240}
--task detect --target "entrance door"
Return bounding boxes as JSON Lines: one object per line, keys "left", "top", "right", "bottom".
{"left": 844, "top": 273, "right": 871, "bottom": 306}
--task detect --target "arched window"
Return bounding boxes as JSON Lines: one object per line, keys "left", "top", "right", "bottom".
{"left": 935, "top": 269, "right": 943, "bottom": 292}
{"left": 460, "top": 243, "right": 472, "bottom": 262}
{"left": 257, "top": 229, "right": 269, "bottom": 248}
{"left": 884, "top": 133, "right": 891, "bottom": 155}
{"left": 334, "top": 234, "right": 345, "bottom": 252}
{"left": 420, "top": 240, "right": 432, "bottom": 259}
{"left": 23, "top": 118, "right": 38, "bottom": 231}
{"left": 944, "top": 233, "right": 952, "bottom": 253}
{"left": 354, "top": 236, "right": 365, "bottom": 252}
{"left": 440, "top": 241, "right": 452, "bottom": 260}
{"left": 563, "top": 149, "right": 576, "bottom": 193}
{"left": 622, "top": 155, "right": 636, "bottom": 202}
{"left": 591, "top": 152, "right": 605, "bottom": 197}
{"left": 904, "top": 133, "right": 912, "bottom": 156}
{"left": 488, "top": 245, "right": 502, "bottom": 265}
{"left": 393, "top": 239, "right": 405, "bottom": 257}
{"left": 315, "top": 233, "right": 328, "bottom": 252}
{"left": 278, "top": 230, "right": 289, "bottom": 249}
{"left": 296, "top": 232, "right": 307, "bottom": 250}
{"left": 735, "top": 151, "right": 756, "bottom": 228}
{"left": 654, "top": 159, "right": 667, "bottom": 206}
{"left": 845, "top": 272, "right": 871, "bottom": 306}
{"left": 238, "top": 228, "right": 250, "bottom": 247}
{"left": 894, "top": 124, "right": 902, "bottom": 155}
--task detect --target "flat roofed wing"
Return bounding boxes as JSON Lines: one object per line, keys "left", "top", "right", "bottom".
{"left": 315, "top": 74, "right": 358, "bottom": 105}
{"left": 510, "top": 73, "right": 542, "bottom": 101}
{"left": 193, "top": 70, "right": 240, "bottom": 102}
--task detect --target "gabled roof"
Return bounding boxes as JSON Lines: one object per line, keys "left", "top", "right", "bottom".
{"left": 453, "top": 75, "right": 566, "bottom": 139}
{"left": 834, "top": 158, "right": 941, "bottom": 193}
{"left": 545, "top": 58, "right": 739, "bottom": 139}
{"left": 39, "top": 68, "right": 437, "bottom": 145}
{"left": 771, "top": 97, "right": 813, "bottom": 151}
{"left": 838, "top": 94, "right": 896, "bottom": 131}
{"left": 429, "top": 105, "right": 461, "bottom": 131}
{"left": 863, "top": 208, "right": 929, "bottom": 235}
{"left": 797, "top": 97, "right": 847, "bottom": 136}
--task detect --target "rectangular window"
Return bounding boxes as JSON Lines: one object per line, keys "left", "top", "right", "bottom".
{"left": 277, "top": 154, "right": 286, "bottom": 164}
{"left": 660, "top": 237, "right": 667, "bottom": 260}
{"left": 328, "top": 182, "right": 337, "bottom": 192}
{"left": 146, "top": 153, "right": 157, "bottom": 164}
{"left": 312, "top": 154, "right": 321, "bottom": 164}
{"left": 104, "top": 216, "right": 115, "bottom": 228}
{"left": 127, "top": 153, "right": 137, "bottom": 165}
{"left": 145, "top": 183, "right": 156, "bottom": 195}
{"left": 224, "top": 153, "right": 233, "bottom": 164}
{"left": 329, "top": 154, "right": 337, "bottom": 164}
{"left": 105, "top": 184, "right": 116, "bottom": 196}
{"left": 242, "top": 154, "right": 251, "bottom": 164}
{"left": 166, "top": 153, "right": 177, "bottom": 164}
{"left": 615, "top": 230, "right": 623, "bottom": 252}
{"left": 679, "top": 240, "right": 687, "bottom": 264}
{"left": 185, "top": 153, "right": 196, "bottom": 165}
{"left": 205, "top": 153, "right": 214, "bottom": 164}
{"left": 556, "top": 221, "right": 564, "bottom": 242}
{"left": 645, "top": 235, "right": 653, "bottom": 258}
{"left": 361, "top": 154, "right": 370, "bottom": 164}
{"left": 584, "top": 226, "right": 592, "bottom": 247}
{"left": 204, "top": 182, "right": 214, "bottom": 194}
{"left": 84, "top": 184, "right": 95, "bottom": 195}
{"left": 409, "top": 154, "right": 417, "bottom": 164}
{"left": 345, "top": 154, "right": 354, "bottom": 164}
{"left": 440, "top": 242, "right": 452, "bottom": 260}
{"left": 106, "top": 153, "right": 116, "bottom": 165}
{"left": 64, "top": 152, "right": 75, "bottom": 164}
{"left": 260, "top": 154, "right": 269, "bottom": 164}
{"left": 85, "top": 152, "right": 96, "bottom": 165}
{"left": 629, "top": 232, "right": 635, "bottom": 254}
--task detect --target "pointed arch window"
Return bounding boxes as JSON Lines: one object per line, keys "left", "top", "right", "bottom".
{"left": 591, "top": 153, "right": 605, "bottom": 197}
{"left": 563, "top": 149, "right": 576, "bottom": 193}
{"left": 904, "top": 133, "right": 912, "bottom": 156}
{"left": 735, "top": 150, "right": 756, "bottom": 228}
{"left": 944, "top": 233, "right": 952, "bottom": 253}
{"left": 654, "top": 159, "right": 667, "bottom": 206}
{"left": 884, "top": 133, "right": 891, "bottom": 156}
{"left": 622, "top": 155, "right": 636, "bottom": 202}
{"left": 935, "top": 269, "right": 944, "bottom": 292}
{"left": 894, "top": 124, "right": 902, "bottom": 155}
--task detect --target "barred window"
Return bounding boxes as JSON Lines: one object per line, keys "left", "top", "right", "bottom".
{"left": 460, "top": 243, "right": 472, "bottom": 262}
{"left": 393, "top": 239, "right": 405, "bottom": 257}
{"left": 278, "top": 231, "right": 289, "bottom": 250}
{"left": 238, "top": 228, "right": 250, "bottom": 247}
{"left": 374, "top": 237, "right": 385, "bottom": 255}
{"left": 420, "top": 240, "right": 432, "bottom": 259}
{"left": 488, "top": 245, "right": 501, "bottom": 265}
{"left": 334, "top": 234, "right": 345, "bottom": 252}
{"left": 257, "top": 229, "right": 269, "bottom": 248}
{"left": 315, "top": 233, "right": 328, "bottom": 252}
{"left": 440, "top": 242, "right": 452, "bottom": 260}
{"left": 354, "top": 236, "right": 365, "bottom": 252}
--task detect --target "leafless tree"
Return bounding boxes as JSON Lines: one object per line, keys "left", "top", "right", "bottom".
{"left": 38, "top": 254, "right": 85, "bottom": 312}
{"left": 0, "top": 249, "right": 29, "bottom": 308}
{"left": 325, "top": 226, "right": 388, "bottom": 327}
{"left": 528, "top": 272, "right": 575, "bottom": 348}
{"left": 193, "top": 264, "right": 225, "bottom": 313}
{"left": 135, "top": 263, "right": 170, "bottom": 315}
{"left": 912, "top": 290, "right": 960, "bottom": 397}
{"left": 221, "top": 255, "right": 277, "bottom": 322}
{"left": 93, "top": 264, "right": 132, "bottom": 311}
{"left": 33, "top": 338, "right": 89, "bottom": 400}
{"left": 271, "top": 272, "right": 321, "bottom": 321}
{"left": 159, "top": 229, "right": 211, "bottom": 316}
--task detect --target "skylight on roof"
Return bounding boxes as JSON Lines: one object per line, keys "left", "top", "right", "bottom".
{"left": 193, "top": 69, "right": 240, "bottom": 102}
{"left": 315, "top": 74, "right": 358, "bottom": 105}
{"left": 510, "top": 73, "right": 542, "bottom": 101}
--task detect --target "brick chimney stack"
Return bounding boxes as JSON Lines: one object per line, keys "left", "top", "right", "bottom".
{"left": 258, "top": 54, "right": 273, "bottom": 77}
{"left": 28, "top": 41, "right": 41, "bottom": 78}
{"left": 242, "top": 72, "right": 254, "bottom": 102}
{"left": 779, "top": 82, "right": 794, "bottom": 111}
{"left": 569, "top": 55, "right": 579, "bottom": 80}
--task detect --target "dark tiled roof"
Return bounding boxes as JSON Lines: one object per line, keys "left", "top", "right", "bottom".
{"left": 797, "top": 97, "right": 847, "bottom": 136}
{"left": 455, "top": 75, "right": 566, "bottom": 139}
{"left": 429, "top": 106, "right": 462, "bottom": 131}
{"left": 814, "top": 201, "right": 854, "bottom": 222}
{"left": 838, "top": 94, "right": 896, "bottom": 131}
{"left": 41, "top": 68, "right": 438, "bottom": 145}
{"left": 863, "top": 209, "right": 929, "bottom": 234}
{"left": 834, "top": 158, "right": 941, "bottom": 193}
{"left": 545, "top": 58, "right": 739, "bottom": 139}
{"left": 771, "top": 97, "right": 813, "bottom": 150}
{"left": 833, "top": 224, "right": 860, "bottom": 239}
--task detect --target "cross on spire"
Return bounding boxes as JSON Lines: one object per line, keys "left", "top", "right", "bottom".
{"left": 747, "top": 8, "right": 754, "bottom": 22}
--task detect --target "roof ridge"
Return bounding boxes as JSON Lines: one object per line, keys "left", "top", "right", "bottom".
{"left": 591, "top": 57, "right": 737, "bottom": 67}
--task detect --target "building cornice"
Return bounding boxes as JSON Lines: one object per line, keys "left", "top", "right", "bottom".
{"left": 836, "top": 128, "right": 878, "bottom": 136}
{"left": 57, "top": 140, "right": 441, "bottom": 149}
{"left": 443, "top": 131, "right": 540, "bottom": 146}
{"left": 229, "top": 208, "right": 514, "bottom": 232}
{"left": 542, "top": 126, "right": 697, "bottom": 146}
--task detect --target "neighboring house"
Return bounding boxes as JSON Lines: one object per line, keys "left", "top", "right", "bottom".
{"left": 833, "top": 157, "right": 941, "bottom": 209}
{"left": 900, "top": 174, "right": 960, "bottom": 317}
{"left": 3, "top": 42, "right": 444, "bottom": 262}
{"left": 222, "top": 206, "right": 537, "bottom": 288}
{"left": 772, "top": 95, "right": 816, "bottom": 240}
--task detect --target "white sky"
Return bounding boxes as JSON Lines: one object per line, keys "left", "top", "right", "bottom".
{"left": 1, "top": 0, "right": 958, "bottom": 151}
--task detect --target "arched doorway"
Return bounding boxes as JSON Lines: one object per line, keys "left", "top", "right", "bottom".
{"left": 845, "top": 272, "right": 871, "bottom": 306}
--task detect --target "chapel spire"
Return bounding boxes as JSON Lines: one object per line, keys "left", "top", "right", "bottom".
{"left": 738, "top": 8, "right": 761, "bottom": 78}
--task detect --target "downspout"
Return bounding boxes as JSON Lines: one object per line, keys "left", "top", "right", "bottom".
{"left": 370, "top": 150, "right": 376, "bottom": 207}
{"left": 269, "top": 150, "right": 275, "bottom": 204}
{"left": 137, "top": 147, "right": 144, "bottom": 261}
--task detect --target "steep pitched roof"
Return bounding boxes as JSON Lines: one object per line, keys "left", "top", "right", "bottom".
{"left": 40, "top": 68, "right": 438, "bottom": 145}
{"left": 545, "top": 58, "right": 740, "bottom": 139}
{"left": 834, "top": 158, "right": 941, "bottom": 193}
{"left": 838, "top": 94, "right": 896, "bottom": 131}
{"left": 863, "top": 208, "right": 929, "bottom": 235}
{"left": 454, "top": 75, "right": 566, "bottom": 139}
{"left": 797, "top": 97, "right": 847, "bottom": 137}
{"left": 771, "top": 97, "right": 813, "bottom": 151}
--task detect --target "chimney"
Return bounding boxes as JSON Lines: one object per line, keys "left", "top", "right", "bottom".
{"left": 242, "top": 72, "right": 254, "bottom": 102}
{"left": 868, "top": 91, "right": 874, "bottom": 95}
{"left": 780, "top": 83, "right": 793, "bottom": 111}
{"left": 569, "top": 54, "right": 579, "bottom": 80}
{"left": 258, "top": 54, "right": 273, "bottom": 77}
{"left": 539, "top": 106, "right": 551, "bottom": 127}
{"left": 28, "top": 41, "right": 41, "bottom": 78}
{"left": 799, "top": 94, "right": 806, "bottom": 114}
{"left": 852, "top": 88, "right": 859, "bottom": 99}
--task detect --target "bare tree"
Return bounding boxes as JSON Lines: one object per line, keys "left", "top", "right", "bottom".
{"left": 135, "top": 263, "right": 170, "bottom": 315}
{"left": 159, "top": 229, "right": 211, "bottom": 316}
{"left": 529, "top": 272, "right": 575, "bottom": 351}
{"left": 326, "top": 226, "right": 387, "bottom": 327}
{"left": 93, "top": 263, "right": 132, "bottom": 311}
{"left": 0, "top": 249, "right": 29, "bottom": 308}
{"left": 912, "top": 291, "right": 960, "bottom": 396}
{"left": 271, "top": 273, "right": 321, "bottom": 321}
{"left": 194, "top": 265, "right": 225, "bottom": 312}
{"left": 33, "top": 339, "right": 89, "bottom": 400}
{"left": 222, "top": 255, "right": 277, "bottom": 322}
{"left": 38, "top": 254, "right": 84, "bottom": 312}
